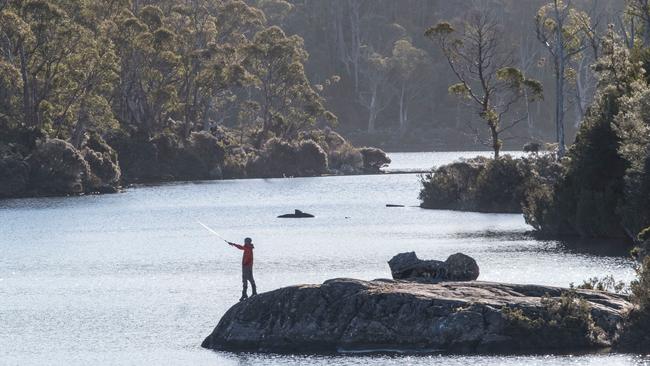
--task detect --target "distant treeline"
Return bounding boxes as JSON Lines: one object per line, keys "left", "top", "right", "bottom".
{"left": 270, "top": 0, "right": 626, "bottom": 150}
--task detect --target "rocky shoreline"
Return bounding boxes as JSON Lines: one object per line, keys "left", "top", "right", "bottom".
{"left": 201, "top": 278, "right": 630, "bottom": 354}
{"left": 202, "top": 252, "right": 632, "bottom": 354}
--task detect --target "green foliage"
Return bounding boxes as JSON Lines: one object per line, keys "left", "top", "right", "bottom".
{"left": 27, "top": 139, "right": 90, "bottom": 195}
{"left": 420, "top": 154, "right": 562, "bottom": 214}
{"left": 358, "top": 147, "right": 391, "bottom": 173}
{"left": 419, "top": 157, "right": 486, "bottom": 211}
{"left": 249, "top": 137, "right": 328, "bottom": 177}
{"left": 524, "top": 30, "right": 644, "bottom": 238}
{"left": 502, "top": 290, "right": 602, "bottom": 349}
{"left": 328, "top": 142, "right": 364, "bottom": 175}
{"left": 473, "top": 156, "right": 528, "bottom": 213}
{"left": 0, "top": 150, "right": 29, "bottom": 198}
{"left": 427, "top": 14, "right": 543, "bottom": 159}
{"left": 617, "top": 257, "right": 650, "bottom": 351}
{"left": 0, "top": 0, "right": 380, "bottom": 196}
{"left": 576, "top": 276, "right": 627, "bottom": 294}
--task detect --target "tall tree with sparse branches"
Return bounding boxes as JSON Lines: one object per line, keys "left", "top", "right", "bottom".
{"left": 426, "top": 11, "right": 543, "bottom": 159}
{"left": 536, "top": 0, "right": 590, "bottom": 157}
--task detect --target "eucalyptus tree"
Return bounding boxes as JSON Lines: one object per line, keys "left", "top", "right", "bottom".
{"left": 390, "top": 39, "right": 429, "bottom": 135}
{"left": 111, "top": 5, "right": 183, "bottom": 136}
{"left": 0, "top": 0, "right": 119, "bottom": 143}
{"left": 536, "top": 0, "right": 590, "bottom": 157}
{"left": 167, "top": 0, "right": 263, "bottom": 137}
{"left": 625, "top": 0, "right": 650, "bottom": 46}
{"left": 358, "top": 46, "right": 391, "bottom": 133}
{"left": 426, "top": 12, "right": 543, "bottom": 159}
{"left": 243, "top": 26, "right": 334, "bottom": 145}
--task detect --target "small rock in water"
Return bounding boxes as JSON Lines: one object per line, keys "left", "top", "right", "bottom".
{"left": 277, "top": 209, "right": 315, "bottom": 218}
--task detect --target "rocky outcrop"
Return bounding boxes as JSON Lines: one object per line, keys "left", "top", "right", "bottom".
{"left": 277, "top": 209, "right": 315, "bottom": 218}
{"left": 202, "top": 278, "right": 631, "bottom": 354}
{"left": 388, "top": 252, "right": 479, "bottom": 282}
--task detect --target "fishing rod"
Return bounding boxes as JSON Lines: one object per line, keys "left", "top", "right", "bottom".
{"left": 197, "top": 221, "right": 229, "bottom": 244}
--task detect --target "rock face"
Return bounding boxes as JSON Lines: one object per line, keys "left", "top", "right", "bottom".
{"left": 202, "top": 278, "right": 631, "bottom": 353}
{"left": 277, "top": 209, "right": 315, "bottom": 218}
{"left": 388, "top": 252, "right": 479, "bottom": 282}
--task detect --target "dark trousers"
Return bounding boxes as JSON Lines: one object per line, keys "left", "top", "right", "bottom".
{"left": 242, "top": 265, "right": 256, "bottom": 296}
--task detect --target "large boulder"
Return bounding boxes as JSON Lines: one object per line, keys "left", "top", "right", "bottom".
{"left": 388, "top": 252, "right": 479, "bottom": 282}
{"left": 202, "top": 278, "right": 630, "bottom": 353}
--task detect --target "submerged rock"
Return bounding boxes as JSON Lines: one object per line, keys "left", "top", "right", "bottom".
{"left": 388, "top": 252, "right": 479, "bottom": 282}
{"left": 202, "top": 278, "right": 630, "bottom": 353}
{"left": 278, "top": 209, "right": 315, "bottom": 218}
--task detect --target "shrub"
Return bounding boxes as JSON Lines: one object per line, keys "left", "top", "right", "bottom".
{"left": 187, "top": 131, "right": 226, "bottom": 169}
{"left": 28, "top": 139, "right": 91, "bottom": 195}
{"left": 175, "top": 131, "right": 226, "bottom": 180}
{"left": 250, "top": 137, "right": 328, "bottom": 178}
{"left": 473, "top": 156, "right": 526, "bottom": 213}
{"left": 616, "top": 257, "right": 650, "bottom": 351}
{"left": 328, "top": 142, "right": 363, "bottom": 174}
{"left": 82, "top": 134, "right": 121, "bottom": 193}
{"left": 0, "top": 150, "right": 29, "bottom": 198}
{"left": 359, "top": 147, "right": 391, "bottom": 173}
{"left": 223, "top": 150, "right": 250, "bottom": 179}
{"left": 106, "top": 129, "right": 160, "bottom": 182}
{"left": 502, "top": 290, "right": 603, "bottom": 349}
{"left": 419, "top": 158, "right": 485, "bottom": 210}
{"left": 576, "top": 276, "right": 627, "bottom": 293}
{"left": 523, "top": 141, "right": 542, "bottom": 154}
{"left": 296, "top": 139, "right": 328, "bottom": 176}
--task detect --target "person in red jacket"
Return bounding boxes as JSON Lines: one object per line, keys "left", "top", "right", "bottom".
{"left": 228, "top": 237, "right": 256, "bottom": 301}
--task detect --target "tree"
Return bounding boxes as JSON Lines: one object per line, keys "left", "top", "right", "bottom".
{"left": 358, "top": 46, "right": 391, "bottom": 133}
{"left": 524, "top": 28, "right": 645, "bottom": 238}
{"left": 390, "top": 39, "right": 429, "bottom": 135}
{"left": 426, "top": 12, "right": 543, "bottom": 159}
{"left": 243, "top": 26, "right": 334, "bottom": 145}
{"left": 625, "top": 0, "right": 650, "bottom": 47}
{"left": 536, "top": 0, "right": 590, "bottom": 157}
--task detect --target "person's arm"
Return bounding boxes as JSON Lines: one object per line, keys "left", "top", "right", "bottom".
{"left": 228, "top": 242, "right": 244, "bottom": 250}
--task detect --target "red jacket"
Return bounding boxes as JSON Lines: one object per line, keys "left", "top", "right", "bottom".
{"left": 232, "top": 243, "right": 254, "bottom": 266}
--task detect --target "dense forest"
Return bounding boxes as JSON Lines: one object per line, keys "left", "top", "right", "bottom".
{"left": 0, "top": 0, "right": 392, "bottom": 197}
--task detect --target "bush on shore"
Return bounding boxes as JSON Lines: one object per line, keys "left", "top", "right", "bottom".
{"left": 0, "top": 125, "right": 388, "bottom": 198}
{"left": 616, "top": 257, "right": 650, "bottom": 351}
{"left": 248, "top": 137, "right": 328, "bottom": 178}
{"left": 27, "top": 139, "right": 91, "bottom": 195}
{"left": 502, "top": 290, "right": 603, "bottom": 350}
{"left": 419, "top": 153, "right": 562, "bottom": 214}
{"left": 359, "top": 147, "right": 391, "bottom": 173}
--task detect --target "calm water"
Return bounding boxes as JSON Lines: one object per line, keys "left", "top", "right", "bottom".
{"left": 0, "top": 152, "right": 645, "bottom": 366}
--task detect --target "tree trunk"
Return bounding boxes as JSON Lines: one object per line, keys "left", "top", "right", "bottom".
{"left": 399, "top": 84, "right": 406, "bottom": 134}
{"left": 554, "top": 1, "right": 566, "bottom": 157}
{"left": 72, "top": 100, "right": 88, "bottom": 149}
{"left": 348, "top": 0, "right": 361, "bottom": 94}
{"left": 19, "top": 45, "right": 33, "bottom": 127}
{"left": 490, "top": 124, "right": 500, "bottom": 159}
{"left": 368, "top": 89, "right": 377, "bottom": 133}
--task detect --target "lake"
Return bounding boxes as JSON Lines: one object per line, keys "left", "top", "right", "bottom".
{"left": 1, "top": 152, "right": 646, "bottom": 365}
